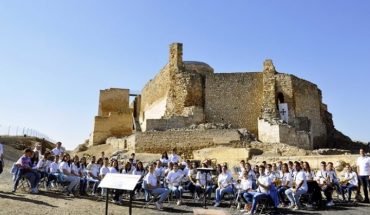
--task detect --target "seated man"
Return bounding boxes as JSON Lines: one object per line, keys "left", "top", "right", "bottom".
{"left": 340, "top": 164, "right": 358, "bottom": 201}
{"left": 166, "top": 162, "right": 184, "bottom": 206}
{"left": 236, "top": 170, "right": 253, "bottom": 210}
{"left": 242, "top": 165, "right": 272, "bottom": 214}
{"left": 143, "top": 163, "right": 170, "bottom": 210}
{"left": 13, "top": 148, "right": 40, "bottom": 193}
{"left": 35, "top": 151, "right": 51, "bottom": 180}
{"left": 285, "top": 162, "right": 308, "bottom": 210}
{"left": 86, "top": 156, "right": 101, "bottom": 195}
{"left": 195, "top": 162, "right": 213, "bottom": 199}
{"left": 214, "top": 164, "right": 234, "bottom": 207}
{"left": 315, "top": 161, "right": 334, "bottom": 206}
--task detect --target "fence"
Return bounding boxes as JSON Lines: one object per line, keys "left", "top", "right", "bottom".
{"left": 0, "top": 124, "right": 55, "bottom": 143}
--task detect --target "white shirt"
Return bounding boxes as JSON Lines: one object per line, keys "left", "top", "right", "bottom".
{"left": 281, "top": 172, "right": 293, "bottom": 187}
{"left": 356, "top": 156, "right": 370, "bottom": 176}
{"left": 59, "top": 161, "right": 71, "bottom": 174}
{"left": 240, "top": 178, "right": 253, "bottom": 191}
{"left": 51, "top": 147, "right": 63, "bottom": 156}
{"left": 327, "top": 170, "right": 338, "bottom": 183}
{"left": 155, "top": 167, "right": 165, "bottom": 178}
{"left": 344, "top": 171, "right": 358, "bottom": 186}
{"left": 295, "top": 170, "right": 308, "bottom": 192}
{"left": 122, "top": 167, "right": 136, "bottom": 174}
{"left": 166, "top": 170, "right": 183, "bottom": 187}
{"left": 144, "top": 172, "right": 158, "bottom": 187}
{"left": 169, "top": 154, "right": 181, "bottom": 163}
{"left": 196, "top": 171, "right": 212, "bottom": 186}
{"left": 160, "top": 158, "right": 169, "bottom": 164}
{"left": 304, "top": 171, "right": 315, "bottom": 181}
{"left": 133, "top": 168, "right": 145, "bottom": 176}
{"left": 0, "top": 143, "right": 4, "bottom": 158}
{"left": 218, "top": 172, "right": 233, "bottom": 189}
{"left": 71, "top": 163, "right": 80, "bottom": 176}
{"left": 36, "top": 159, "right": 50, "bottom": 172}
{"left": 109, "top": 167, "right": 119, "bottom": 174}
{"left": 49, "top": 161, "right": 59, "bottom": 174}
{"left": 257, "top": 175, "right": 272, "bottom": 193}
{"left": 100, "top": 166, "right": 110, "bottom": 177}
{"left": 315, "top": 170, "right": 328, "bottom": 184}
{"left": 87, "top": 163, "right": 100, "bottom": 178}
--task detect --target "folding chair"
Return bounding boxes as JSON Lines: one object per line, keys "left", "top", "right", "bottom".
{"left": 142, "top": 181, "right": 160, "bottom": 208}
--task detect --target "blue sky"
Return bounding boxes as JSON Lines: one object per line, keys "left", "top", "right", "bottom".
{"left": 0, "top": 0, "right": 369, "bottom": 150}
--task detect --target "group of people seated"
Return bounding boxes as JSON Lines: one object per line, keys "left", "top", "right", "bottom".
{"left": 11, "top": 143, "right": 370, "bottom": 214}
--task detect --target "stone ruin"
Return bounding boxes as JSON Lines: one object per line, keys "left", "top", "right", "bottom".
{"left": 87, "top": 42, "right": 358, "bottom": 156}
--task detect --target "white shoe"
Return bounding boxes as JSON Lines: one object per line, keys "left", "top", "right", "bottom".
{"left": 31, "top": 188, "right": 39, "bottom": 194}
{"left": 155, "top": 202, "right": 163, "bottom": 210}
{"left": 237, "top": 203, "right": 241, "bottom": 210}
{"left": 176, "top": 200, "right": 182, "bottom": 206}
{"left": 326, "top": 201, "right": 335, "bottom": 206}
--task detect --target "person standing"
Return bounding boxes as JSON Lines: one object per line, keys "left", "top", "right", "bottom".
{"left": 356, "top": 148, "right": 370, "bottom": 203}
{"left": 51, "top": 142, "right": 64, "bottom": 156}
{"left": 0, "top": 140, "right": 4, "bottom": 175}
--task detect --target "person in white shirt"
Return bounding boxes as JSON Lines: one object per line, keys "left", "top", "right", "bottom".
{"left": 0, "top": 141, "right": 4, "bottom": 175}
{"left": 242, "top": 165, "right": 272, "bottom": 214}
{"left": 166, "top": 162, "right": 184, "bottom": 205}
{"left": 121, "top": 161, "right": 135, "bottom": 174}
{"left": 340, "top": 164, "right": 358, "bottom": 201}
{"left": 285, "top": 162, "right": 308, "bottom": 210}
{"left": 154, "top": 160, "right": 165, "bottom": 180}
{"left": 238, "top": 160, "right": 246, "bottom": 179}
{"left": 195, "top": 162, "right": 213, "bottom": 198}
{"left": 35, "top": 151, "right": 51, "bottom": 180}
{"left": 303, "top": 162, "right": 315, "bottom": 181}
{"left": 46, "top": 154, "right": 60, "bottom": 189}
{"left": 160, "top": 151, "right": 169, "bottom": 165}
{"left": 236, "top": 170, "right": 253, "bottom": 210}
{"left": 86, "top": 156, "right": 100, "bottom": 195}
{"left": 356, "top": 148, "right": 370, "bottom": 203}
{"left": 59, "top": 154, "right": 80, "bottom": 195}
{"left": 244, "top": 163, "right": 256, "bottom": 189}
{"left": 109, "top": 159, "right": 119, "bottom": 174}
{"left": 314, "top": 161, "right": 334, "bottom": 206}
{"left": 51, "top": 142, "right": 64, "bottom": 156}
{"left": 214, "top": 164, "right": 234, "bottom": 207}
{"left": 99, "top": 157, "right": 110, "bottom": 196}
{"left": 169, "top": 148, "right": 181, "bottom": 164}
{"left": 143, "top": 163, "right": 170, "bottom": 210}
{"left": 278, "top": 163, "right": 292, "bottom": 206}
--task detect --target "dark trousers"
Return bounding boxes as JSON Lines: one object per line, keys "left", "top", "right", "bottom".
{"left": 359, "top": 176, "right": 369, "bottom": 201}
{"left": 322, "top": 185, "right": 334, "bottom": 201}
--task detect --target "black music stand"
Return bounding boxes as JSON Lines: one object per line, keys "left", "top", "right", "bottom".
{"left": 197, "top": 167, "right": 214, "bottom": 209}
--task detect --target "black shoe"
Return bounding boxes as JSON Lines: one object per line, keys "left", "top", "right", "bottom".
{"left": 361, "top": 199, "right": 369, "bottom": 203}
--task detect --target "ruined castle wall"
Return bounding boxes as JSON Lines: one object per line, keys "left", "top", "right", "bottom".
{"left": 275, "top": 74, "right": 296, "bottom": 121}
{"left": 140, "top": 66, "right": 171, "bottom": 130}
{"left": 292, "top": 77, "right": 327, "bottom": 148}
{"left": 98, "top": 88, "right": 130, "bottom": 116}
{"left": 135, "top": 129, "right": 241, "bottom": 156}
{"left": 205, "top": 73, "right": 263, "bottom": 135}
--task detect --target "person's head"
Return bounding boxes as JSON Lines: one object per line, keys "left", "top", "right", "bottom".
{"left": 327, "top": 162, "right": 334, "bottom": 171}
{"left": 137, "top": 161, "right": 144, "bottom": 170}
{"left": 293, "top": 161, "right": 299, "bottom": 170}
{"left": 345, "top": 164, "right": 352, "bottom": 172}
{"left": 62, "top": 153, "right": 70, "bottom": 162}
{"left": 43, "top": 151, "right": 51, "bottom": 160}
{"left": 149, "top": 163, "right": 155, "bottom": 173}
{"left": 125, "top": 161, "right": 132, "bottom": 170}
{"left": 266, "top": 164, "right": 272, "bottom": 173}
{"left": 104, "top": 157, "right": 109, "bottom": 166}
{"left": 216, "top": 164, "right": 222, "bottom": 172}
{"left": 172, "top": 147, "right": 177, "bottom": 154}
{"left": 240, "top": 160, "right": 245, "bottom": 167}
{"left": 295, "top": 162, "right": 302, "bottom": 171}
{"left": 303, "top": 161, "right": 311, "bottom": 172}
{"left": 201, "top": 162, "right": 207, "bottom": 168}
{"left": 191, "top": 161, "right": 198, "bottom": 169}
{"left": 222, "top": 164, "right": 228, "bottom": 174}
{"left": 272, "top": 163, "right": 277, "bottom": 171}
{"left": 35, "top": 144, "right": 42, "bottom": 151}
{"left": 300, "top": 161, "right": 304, "bottom": 167}
{"left": 131, "top": 153, "right": 135, "bottom": 158}
{"left": 173, "top": 162, "right": 179, "bottom": 171}
{"left": 259, "top": 165, "right": 266, "bottom": 175}
{"left": 282, "top": 163, "right": 289, "bottom": 173}
{"left": 73, "top": 155, "right": 79, "bottom": 163}
{"left": 156, "top": 160, "right": 162, "bottom": 168}
{"left": 101, "top": 151, "right": 105, "bottom": 157}
{"left": 80, "top": 157, "right": 87, "bottom": 165}
{"left": 54, "top": 155, "right": 60, "bottom": 162}
{"left": 96, "top": 158, "right": 103, "bottom": 166}
{"left": 91, "top": 156, "right": 96, "bottom": 164}
{"left": 245, "top": 162, "right": 251, "bottom": 171}
{"left": 360, "top": 148, "right": 366, "bottom": 157}
{"left": 112, "top": 159, "right": 119, "bottom": 168}
{"left": 262, "top": 161, "right": 267, "bottom": 167}
{"left": 320, "top": 161, "right": 326, "bottom": 170}
{"left": 168, "top": 162, "right": 174, "bottom": 169}
{"left": 278, "top": 161, "right": 283, "bottom": 166}
{"left": 288, "top": 161, "right": 293, "bottom": 169}
{"left": 24, "top": 148, "right": 33, "bottom": 157}
{"left": 162, "top": 151, "right": 168, "bottom": 159}
{"left": 56, "top": 142, "right": 62, "bottom": 149}
{"left": 254, "top": 165, "right": 259, "bottom": 172}
{"left": 242, "top": 170, "right": 248, "bottom": 179}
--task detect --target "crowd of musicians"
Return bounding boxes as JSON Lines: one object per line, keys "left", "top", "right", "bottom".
{"left": 7, "top": 142, "right": 370, "bottom": 214}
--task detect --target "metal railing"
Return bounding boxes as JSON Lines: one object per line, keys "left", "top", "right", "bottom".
{"left": 0, "top": 124, "right": 55, "bottom": 143}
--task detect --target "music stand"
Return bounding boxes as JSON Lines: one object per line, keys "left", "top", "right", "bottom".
{"left": 99, "top": 173, "right": 141, "bottom": 215}
{"left": 197, "top": 167, "right": 214, "bottom": 209}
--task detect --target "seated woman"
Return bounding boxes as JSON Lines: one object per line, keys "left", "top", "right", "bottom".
{"left": 86, "top": 156, "right": 101, "bottom": 196}
{"left": 13, "top": 148, "right": 40, "bottom": 193}
{"left": 166, "top": 162, "right": 184, "bottom": 205}
{"left": 340, "top": 164, "right": 358, "bottom": 201}
{"left": 214, "top": 164, "right": 233, "bottom": 207}
{"left": 285, "top": 162, "right": 308, "bottom": 210}
{"left": 47, "top": 154, "right": 60, "bottom": 189}
{"left": 143, "top": 163, "right": 170, "bottom": 210}
{"left": 59, "top": 154, "right": 80, "bottom": 196}
{"left": 186, "top": 161, "right": 198, "bottom": 197}
{"left": 121, "top": 161, "right": 136, "bottom": 174}
{"left": 277, "top": 163, "right": 292, "bottom": 206}
{"left": 160, "top": 151, "right": 169, "bottom": 166}
{"left": 133, "top": 161, "right": 146, "bottom": 195}
{"left": 71, "top": 155, "right": 88, "bottom": 195}
{"left": 242, "top": 165, "right": 272, "bottom": 214}
{"left": 195, "top": 162, "right": 213, "bottom": 199}
{"left": 236, "top": 170, "right": 253, "bottom": 210}
{"left": 244, "top": 163, "right": 256, "bottom": 189}
{"left": 315, "top": 161, "right": 334, "bottom": 207}
{"left": 303, "top": 162, "right": 315, "bottom": 181}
